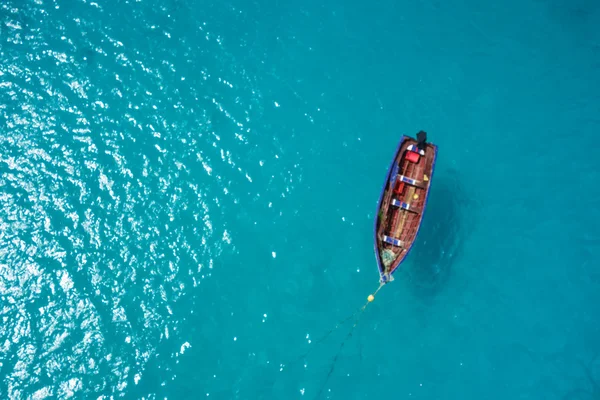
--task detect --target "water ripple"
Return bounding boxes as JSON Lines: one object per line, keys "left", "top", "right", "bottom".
{"left": 0, "top": 0, "right": 282, "bottom": 397}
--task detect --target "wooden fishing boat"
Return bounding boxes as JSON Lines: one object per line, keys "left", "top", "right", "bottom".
{"left": 374, "top": 131, "right": 438, "bottom": 283}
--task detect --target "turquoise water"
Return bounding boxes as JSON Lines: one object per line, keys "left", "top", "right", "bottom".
{"left": 1, "top": 0, "right": 599, "bottom": 398}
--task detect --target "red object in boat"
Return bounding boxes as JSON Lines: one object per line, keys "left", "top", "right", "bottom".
{"left": 394, "top": 181, "right": 405, "bottom": 195}
{"left": 406, "top": 151, "right": 421, "bottom": 163}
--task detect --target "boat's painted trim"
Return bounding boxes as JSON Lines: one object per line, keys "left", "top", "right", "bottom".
{"left": 383, "top": 235, "right": 404, "bottom": 247}
{"left": 391, "top": 198, "right": 411, "bottom": 210}
{"left": 399, "top": 175, "right": 419, "bottom": 186}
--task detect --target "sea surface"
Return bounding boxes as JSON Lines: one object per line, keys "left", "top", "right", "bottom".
{"left": 1, "top": 0, "right": 599, "bottom": 399}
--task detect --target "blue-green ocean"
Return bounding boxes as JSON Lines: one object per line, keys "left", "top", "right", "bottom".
{"left": 1, "top": 0, "right": 599, "bottom": 399}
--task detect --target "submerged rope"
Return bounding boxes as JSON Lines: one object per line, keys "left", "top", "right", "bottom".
{"left": 286, "top": 282, "right": 386, "bottom": 368}
{"left": 313, "top": 281, "right": 386, "bottom": 399}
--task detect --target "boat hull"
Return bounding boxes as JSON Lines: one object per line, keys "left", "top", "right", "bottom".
{"left": 373, "top": 134, "right": 438, "bottom": 283}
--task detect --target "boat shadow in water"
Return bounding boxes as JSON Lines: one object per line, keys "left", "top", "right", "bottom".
{"left": 402, "top": 169, "right": 473, "bottom": 299}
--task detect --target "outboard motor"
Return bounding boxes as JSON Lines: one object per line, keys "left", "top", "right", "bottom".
{"left": 416, "top": 130, "right": 427, "bottom": 152}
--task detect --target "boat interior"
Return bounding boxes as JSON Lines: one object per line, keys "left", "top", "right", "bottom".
{"left": 377, "top": 137, "right": 436, "bottom": 276}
